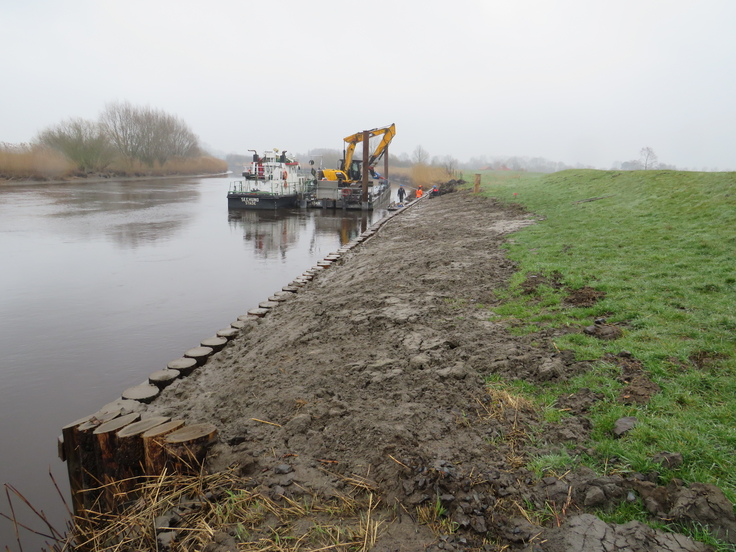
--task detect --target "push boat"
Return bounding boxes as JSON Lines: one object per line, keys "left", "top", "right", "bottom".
{"left": 227, "top": 150, "right": 309, "bottom": 210}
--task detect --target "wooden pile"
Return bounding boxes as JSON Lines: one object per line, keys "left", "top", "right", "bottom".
{"left": 60, "top": 408, "right": 217, "bottom": 515}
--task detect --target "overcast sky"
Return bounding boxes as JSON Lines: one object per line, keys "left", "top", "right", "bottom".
{"left": 2, "top": 0, "right": 734, "bottom": 170}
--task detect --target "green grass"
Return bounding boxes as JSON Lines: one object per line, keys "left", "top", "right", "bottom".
{"left": 462, "top": 169, "right": 736, "bottom": 507}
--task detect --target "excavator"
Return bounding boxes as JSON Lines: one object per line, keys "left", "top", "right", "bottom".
{"left": 321, "top": 123, "right": 396, "bottom": 184}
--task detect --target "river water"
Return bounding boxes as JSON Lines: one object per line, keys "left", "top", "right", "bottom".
{"left": 0, "top": 175, "right": 387, "bottom": 548}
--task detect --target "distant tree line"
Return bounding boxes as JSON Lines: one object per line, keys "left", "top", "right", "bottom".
{"left": 35, "top": 102, "right": 204, "bottom": 174}
{"left": 614, "top": 147, "right": 677, "bottom": 171}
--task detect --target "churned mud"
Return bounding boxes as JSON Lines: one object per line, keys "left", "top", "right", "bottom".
{"left": 147, "top": 188, "right": 734, "bottom": 551}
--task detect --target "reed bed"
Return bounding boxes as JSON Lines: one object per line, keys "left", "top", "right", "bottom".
{"left": 389, "top": 165, "right": 459, "bottom": 189}
{"left": 0, "top": 143, "right": 227, "bottom": 182}
{"left": 0, "top": 143, "right": 73, "bottom": 180}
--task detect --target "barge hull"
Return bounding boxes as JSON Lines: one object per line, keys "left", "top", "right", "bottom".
{"left": 227, "top": 193, "right": 298, "bottom": 210}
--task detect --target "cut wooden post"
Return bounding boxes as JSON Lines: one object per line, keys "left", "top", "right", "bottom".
{"left": 93, "top": 413, "right": 140, "bottom": 512}
{"left": 201, "top": 336, "right": 227, "bottom": 352}
{"left": 142, "top": 420, "right": 185, "bottom": 475}
{"left": 122, "top": 383, "right": 160, "bottom": 403}
{"left": 474, "top": 173, "right": 481, "bottom": 193}
{"left": 62, "top": 414, "right": 94, "bottom": 516}
{"left": 259, "top": 301, "right": 280, "bottom": 308}
{"left": 75, "top": 409, "right": 122, "bottom": 511}
{"left": 115, "top": 416, "right": 170, "bottom": 491}
{"left": 167, "top": 357, "right": 197, "bottom": 376}
{"left": 164, "top": 423, "right": 218, "bottom": 475}
{"left": 184, "top": 346, "right": 213, "bottom": 366}
{"left": 217, "top": 327, "right": 240, "bottom": 339}
{"left": 149, "top": 369, "right": 180, "bottom": 389}
{"left": 248, "top": 308, "right": 270, "bottom": 317}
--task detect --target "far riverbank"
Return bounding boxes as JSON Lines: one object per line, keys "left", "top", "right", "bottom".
{"left": 0, "top": 171, "right": 231, "bottom": 187}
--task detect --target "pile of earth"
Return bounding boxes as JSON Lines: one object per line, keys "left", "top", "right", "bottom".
{"left": 133, "top": 188, "right": 735, "bottom": 551}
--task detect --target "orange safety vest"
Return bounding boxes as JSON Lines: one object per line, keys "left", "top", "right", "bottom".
{"left": 416, "top": 188, "right": 423, "bottom": 198}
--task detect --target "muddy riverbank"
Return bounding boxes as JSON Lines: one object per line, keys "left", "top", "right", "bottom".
{"left": 75, "top": 187, "right": 734, "bottom": 551}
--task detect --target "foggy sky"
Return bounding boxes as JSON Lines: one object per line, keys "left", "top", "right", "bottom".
{"left": 2, "top": 0, "right": 734, "bottom": 170}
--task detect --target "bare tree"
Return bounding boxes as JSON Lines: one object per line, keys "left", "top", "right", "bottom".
{"left": 640, "top": 147, "right": 658, "bottom": 170}
{"left": 36, "top": 118, "right": 115, "bottom": 172}
{"left": 412, "top": 145, "right": 429, "bottom": 165}
{"left": 100, "top": 102, "right": 200, "bottom": 167}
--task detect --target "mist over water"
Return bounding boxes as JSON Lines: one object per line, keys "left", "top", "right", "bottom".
{"left": 0, "top": 175, "right": 384, "bottom": 548}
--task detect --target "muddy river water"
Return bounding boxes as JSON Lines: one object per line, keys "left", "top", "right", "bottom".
{"left": 0, "top": 175, "right": 388, "bottom": 547}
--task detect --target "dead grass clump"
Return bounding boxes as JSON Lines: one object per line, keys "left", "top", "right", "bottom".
{"left": 482, "top": 385, "right": 536, "bottom": 419}
{"left": 62, "top": 468, "right": 383, "bottom": 551}
{"left": 0, "top": 142, "right": 73, "bottom": 180}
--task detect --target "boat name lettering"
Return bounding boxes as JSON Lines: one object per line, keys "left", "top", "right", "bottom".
{"left": 240, "top": 197, "right": 259, "bottom": 206}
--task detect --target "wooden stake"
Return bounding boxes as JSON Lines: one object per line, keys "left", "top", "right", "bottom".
{"left": 474, "top": 174, "right": 481, "bottom": 194}
{"left": 92, "top": 413, "right": 140, "bottom": 511}
{"left": 115, "top": 416, "right": 170, "bottom": 491}
{"left": 164, "top": 423, "right": 218, "bottom": 475}
{"left": 61, "top": 414, "right": 94, "bottom": 516}
{"left": 142, "top": 420, "right": 185, "bottom": 475}
{"left": 75, "top": 409, "right": 122, "bottom": 511}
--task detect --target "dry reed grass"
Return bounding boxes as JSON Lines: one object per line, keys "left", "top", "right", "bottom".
{"left": 59, "top": 468, "right": 384, "bottom": 552}
{"left": 388, "top": 165, "right": 455, "bottom": 187}
{"left": 0, "top": 143, "right": 73, "bottom": 180}
{"left": 0, "top": 143, "right": 227, "bottom": 182}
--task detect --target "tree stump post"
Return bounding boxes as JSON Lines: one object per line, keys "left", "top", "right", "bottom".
{"left": 92, "top": 413, "right": 140, "bottom": 512}
{"left": 74, "top": 410, "right": 122, "bottom": 512}
{"left": 142, "top": 420, "right": 186, "bottom": 475}
{"left": 114, "top": 416, "right": 170, "bottom": 494}
{"left": 474, "top": 173, "right": 481, "bottom": 194}
{"left": 61, "top": 414, "right": 93, "bottom": 517}
{"left": 163, "top": 423, "right": 218, "bottom": 475}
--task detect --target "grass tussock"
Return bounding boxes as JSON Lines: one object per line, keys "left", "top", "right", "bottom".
{"left": 465, "top": 168, "right": 736, "bottom": 503}
{"left": 60, "top": 468, "right": 383, "bottom": 552}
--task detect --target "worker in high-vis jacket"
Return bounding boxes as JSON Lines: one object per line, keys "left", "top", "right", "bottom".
{"left": 416, "top": 185, "right": 423, "bottom": 199}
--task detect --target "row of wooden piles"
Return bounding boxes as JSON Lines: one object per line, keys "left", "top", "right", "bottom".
{"left": 60, "top": 411, "right": 217, "bottom": 516}
{"left": 57, "top": 216, "right": 395, "bottom": 517}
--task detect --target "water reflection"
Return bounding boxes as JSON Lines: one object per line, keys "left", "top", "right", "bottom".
{"left": 107, "top": 219, "right": 191, "bottom": 248}
{"left": 228, "top": 209, "right": 307, "bottom": 259}
{"left": 46, "top": 179, "right": 202, "bottom": 216}
{"left": 311, "top": 209, "right": 371, "bottom": 243}
{"left": 227, "top": 208, "right": 378, "bottom": 259}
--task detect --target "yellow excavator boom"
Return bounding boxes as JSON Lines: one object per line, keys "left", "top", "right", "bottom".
{"left": 341, "top": 123, "right": 396, "bottom": 181}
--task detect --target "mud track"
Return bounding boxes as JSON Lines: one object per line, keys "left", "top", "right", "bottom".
{"left": 152, "top": 189, "right": 727, "bottom": 551}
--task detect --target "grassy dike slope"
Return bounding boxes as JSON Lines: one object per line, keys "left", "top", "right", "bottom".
{"left": 468, "top": 169, "right": 736, "bottom": 507}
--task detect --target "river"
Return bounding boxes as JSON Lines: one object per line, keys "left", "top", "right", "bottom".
{"left": 0, "top": 175, "right": 388, "bottom": 549}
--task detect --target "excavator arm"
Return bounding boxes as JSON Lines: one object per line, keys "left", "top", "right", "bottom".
{"left": 341, "top": 123, "right": 396, "bottom": 180}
